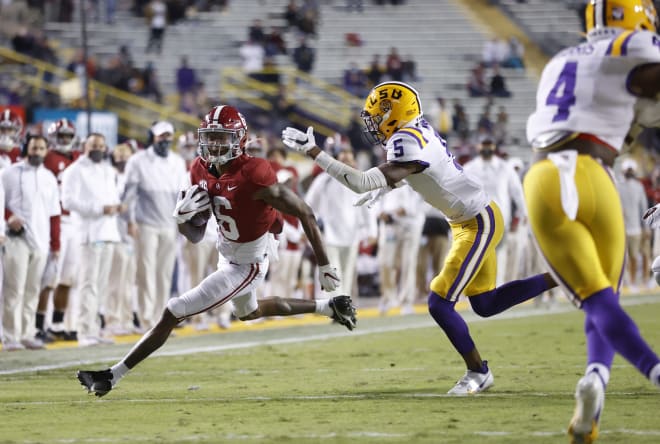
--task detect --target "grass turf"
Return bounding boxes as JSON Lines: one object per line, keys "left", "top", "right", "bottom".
{"left": 1, "top": 297, "right": 659, "bottom": 443}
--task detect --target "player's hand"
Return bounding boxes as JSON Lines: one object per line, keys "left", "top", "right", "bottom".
{"left": 318, "top": 264, "right": 340, "bottom": 292}
{"left": 173, "top": 184, "right": 211, "bottom": 224}
{"left": 354, "top": 187, "right": 391, "bottom": 209}
{"left": 643, "top": 203, "right": 660, "bottom": 229}
{"left": 281, "top": 126, "right": 316, "bottom": 154}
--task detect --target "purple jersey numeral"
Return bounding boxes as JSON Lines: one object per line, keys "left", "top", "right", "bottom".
{"left": 546, "top": 61, "right": 577, "bottom": 122}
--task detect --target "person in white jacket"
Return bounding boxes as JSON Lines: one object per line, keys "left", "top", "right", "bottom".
{"left": 61, "top": 133, "right": 124, "bottom": 346}
{"left": 463, "top": 136, "right": 526, "bottom": 285}
{"left": 2, "top": 135, "right": 61, "bottom": 350}
{"left": 121, "top": 121, "right": 188, "bottom": 331}
{"left": 376, "top": 184, "right": 425, "bottom": 314}
{"left": 305, "top": 147, "right": 377, "bottom": 298}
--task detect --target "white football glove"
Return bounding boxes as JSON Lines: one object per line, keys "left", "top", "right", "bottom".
{"left": 354, "top": 187, "right": 392, "bottom": 209}
{"left": 318, "top": 264, "right": 340, "bottom": 292}
{"left": 173, "top": 185, "right": 211, "bottom": 224}
{"left": 643, "top": 203, "right": 660, "bottom": 229}
{"left": 281, "top": 126, "right": 316, "bottom": 154}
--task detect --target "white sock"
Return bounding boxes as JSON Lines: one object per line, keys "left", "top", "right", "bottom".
{"left": 649, "top": 363, "right": 660, "bottom": 388}
{"left": 110, "top": 362, "right": 130, "bottom": 387}
{"left": 586, "top": 363, "right": 610, "bottom": 387}
{"left": 315, "top": 299, "right": 333, "bottom": 317}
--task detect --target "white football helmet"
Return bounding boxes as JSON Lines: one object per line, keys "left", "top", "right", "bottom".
{"left": 47, "top": 118, "right": 78, "bottom": 153}
{"left": 0, "top": 109, "right": 23, "bottom": 151}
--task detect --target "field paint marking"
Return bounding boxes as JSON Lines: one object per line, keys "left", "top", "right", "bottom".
{"left": 2, "top": 294, "right": 658, "bottom": 376}
{"left": 6, "top": 390, "right": 657, "bottom": 406}
{"left": 11, "top": 429, "right": 660, "bottom": 443}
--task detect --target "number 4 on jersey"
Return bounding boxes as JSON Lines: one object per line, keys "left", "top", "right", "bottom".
{"left": 546, "top": 61, "right": 577, "bottom": 122}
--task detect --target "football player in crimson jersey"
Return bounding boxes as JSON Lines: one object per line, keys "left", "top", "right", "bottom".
{"left": 77, "top": 105, "right": 357, "bottom": 397}
{"left": 0, "top": 109, "right": 24, "bottom": 168}
{"left": 35, "top": 118, "right": 82, "bottom": 342}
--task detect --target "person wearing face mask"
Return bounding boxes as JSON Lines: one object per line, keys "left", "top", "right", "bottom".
{"left": 617, "top": 158, "right": 652, "bottom": 292}
{"left": 462, "top": 135, "right": 527, "bottom": 286}
{"left": 2, "top": 135, "right": 61, "bottom": 351}
{"left": 60, "top": 133, "right": 124, "bottom": 346}
{"left": 121, "top": 120, "right": 188, "bottom": 331}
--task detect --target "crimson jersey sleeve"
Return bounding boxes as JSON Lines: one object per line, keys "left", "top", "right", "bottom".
{"left": 244, "top": 157, "right": 277, "bottom": 188}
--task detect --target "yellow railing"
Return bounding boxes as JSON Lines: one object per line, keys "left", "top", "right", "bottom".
{"left": 0, "top": 46, "right": 199, "bottom": 140}
{"left": 221, "top": 66, "right": 362, "bottom": 137}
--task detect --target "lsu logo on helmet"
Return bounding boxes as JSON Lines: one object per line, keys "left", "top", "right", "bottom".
{"left": 361, "top": 81, "right": 422, "bottom": 146}
{"left": 585, "top": 0, "right": 658, "bottom": 34}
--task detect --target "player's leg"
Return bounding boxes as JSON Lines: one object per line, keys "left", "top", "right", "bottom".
{"left": 463, "top": 201, "right": 557, "bottom": 317}
{"left": 427, "top": 203, "right": 502, "bottom": 393}
{"left": 76, "top": 261, "right": 264, "bottom": 396}
{"left": 525, "top": 155, "right": 660, "bottom": 441}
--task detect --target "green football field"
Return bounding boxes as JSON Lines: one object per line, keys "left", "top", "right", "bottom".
{"left": 1, "top": 294, "right": 659, "bottom": 443}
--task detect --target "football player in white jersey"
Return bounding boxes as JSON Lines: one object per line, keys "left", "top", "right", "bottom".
{"left": 283, "top": 81, "right": 558, "bottom": 395}
{"left": 524, "top": 1, "right": 660, "bottom": 442}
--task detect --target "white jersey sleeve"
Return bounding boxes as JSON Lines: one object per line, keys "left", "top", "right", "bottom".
{"left": 384, "top": 120, "right": 490, "bottom": 223}
{"left": 385, "top": 127, "right": 427, "bottom": 163}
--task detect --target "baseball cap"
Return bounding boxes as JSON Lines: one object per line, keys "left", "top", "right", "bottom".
{"left": 151, "top": 121, "right": 174, "bottom": 136}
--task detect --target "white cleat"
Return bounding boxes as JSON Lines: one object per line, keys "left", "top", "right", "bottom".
{"left": 447, "top": 366, "right": 494, "bottom": 395}
{"left": 568, "top": 372, "right": 605, "bottom": 444}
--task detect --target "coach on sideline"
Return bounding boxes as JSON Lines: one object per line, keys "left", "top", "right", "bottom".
{"left": 121, "top": 121, "right": 188, "bottom": 331}
{"left": 61, "top": 133, "right": 124, "bottom": 347}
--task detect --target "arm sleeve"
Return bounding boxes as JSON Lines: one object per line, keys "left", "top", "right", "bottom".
{"left": 49, "top": 215, "right": 60, "bottom": 252}
{"left": 507, "top": 166, "right": 527, "bottom": 218}
{"left": 315, "top": 151, "right": 388, "bottom": 193}
{"left": 121, "top": 157, "right": 139, "bottom": 222}
{"left": 0, "top": 181, "right": 4, "bottom": 235}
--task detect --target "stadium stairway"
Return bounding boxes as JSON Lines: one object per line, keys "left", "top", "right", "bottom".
{"left": 42, "top": 0, "right": 556, "bottom": 153}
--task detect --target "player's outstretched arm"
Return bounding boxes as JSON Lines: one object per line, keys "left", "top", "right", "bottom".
{"left": 282, "top": 126, "right": 418, "bottom": 193}
{"left": 253, "top": 183, "right": 339, "bottom": 291}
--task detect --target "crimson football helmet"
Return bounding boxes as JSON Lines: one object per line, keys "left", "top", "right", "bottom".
{"left": 47, "top": 118, "right": 78, "bottom": 153}
{"left": 198, "top": 105, "right": 248, "bottom": 166}
{"left": 0, "top": 109, "right": 24, "bottom": 150}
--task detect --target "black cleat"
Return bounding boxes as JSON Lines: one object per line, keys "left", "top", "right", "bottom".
{"left": 329, "top": 295, "right": 357, "bottom": 331}
{"left": 77, "top": 369, "right": 113, "bottom": 397}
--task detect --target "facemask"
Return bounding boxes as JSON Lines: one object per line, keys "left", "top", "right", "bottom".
{"left": 89, "top": 150, "right": 105, "bottom": 163}
{"left": 114, "top": 161, "right": 127, "bottom": 172}
{"left": 154, "top": 140, "right": 171, "bottom": 157}
{"left": 624, "top": 171, "right": 635, "bottom": 179}
{"left": 28, "top": 155, "right": 43, "bottom": 167}
{"left": 480, "top": 149, "right": 494, "bottom": 159}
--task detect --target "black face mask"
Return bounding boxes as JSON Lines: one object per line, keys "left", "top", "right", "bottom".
{"left": 480, "top": 149, "right": 494, "bottom": 159}
{"left": 114, "top": 161, "right": 127, "bottom": 172}
{"left": 624, "top": 171, "right": 635, "bottom": 179}
{"left": 28, "top": 155, "right": 43, "bottom": 167}
{"left": 89, "top": 150, "right": 105, "bottom": 163}
{"left": 154, "top": 140, "right": 171, "bottom": 157}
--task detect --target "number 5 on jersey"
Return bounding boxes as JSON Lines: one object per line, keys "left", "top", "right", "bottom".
{"left": 546, "top": 61, "right": 577, "bottom": 122}
{"left": 213, "top": 196, "right": 239, "bottom": 240}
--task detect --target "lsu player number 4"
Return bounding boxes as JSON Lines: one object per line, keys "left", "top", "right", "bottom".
{"left": 523, "top": 1, "right": 660, "bottom": 443}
